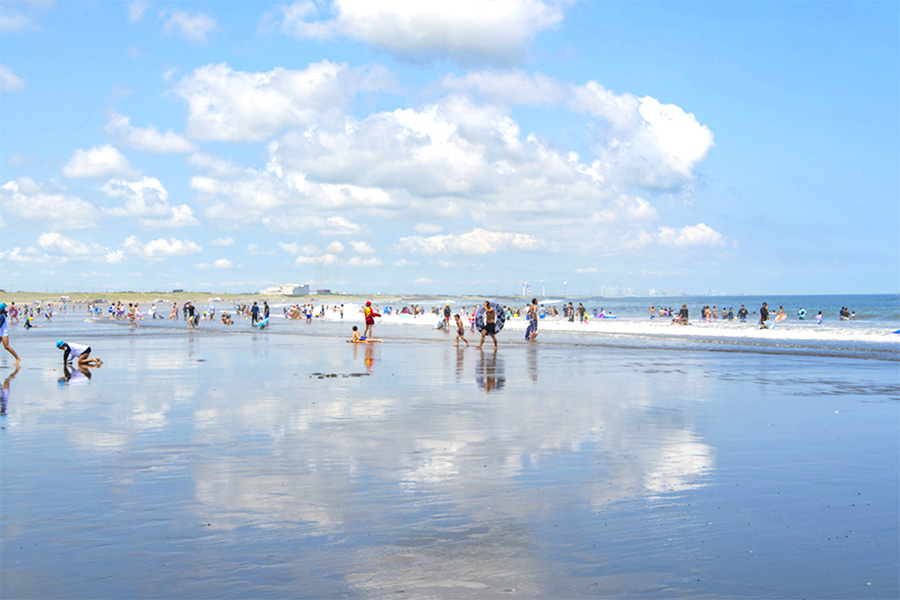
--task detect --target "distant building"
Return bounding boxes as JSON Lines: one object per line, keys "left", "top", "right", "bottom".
{"left": 260, "top": 284, "right": 309, "bottom": 296}
{"left": 172, "top": 288, "right": 184, "bottom": 293}
{"left": 316, "top": 289, "right": 331, "bottom": 295}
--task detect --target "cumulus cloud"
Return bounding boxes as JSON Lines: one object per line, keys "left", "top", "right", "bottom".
{"left": 326, "top": 240, "right": 345, "bottom": 253}
{"left": 123, "top": 235, "right": 202, "bottom": 259}
{"left": 174, "top": 61, "right": 390, "bottom": 142}
{"left": 347, "top": 255, "right": 380, "bottom": 267}
{"left": 211, "top": 236, "right": 235, "bottom": 246}
{"left": 36, "top": 232, "right": 124, "bottom": 264}
{"left": 295, "top": 253, "right": 339, "bottom": 265}
{"left": 1, "top": 178, "right": 99, "bottom": 231}
{"left": 62, "top": 145, "right": 137, "bottom": 179}
{"left": 443, "top": 71, "right": 714, "bottom": 189}
{"left": 349, "top": 240, "right": 375, "bottom": 254}
{"left": 574, "top": 267, "right": 598, "bottom": 274}
{"left": 414, "top": 223, "right": 442, "bottom": 234}
{"left": 162, "top": 9, "right": 216, "bottom": 44}
{"left": 176, "top": 61, "right": 716, "bottom": 256}
{"left": 101, "top": 176, "right": 200, "bottom": 228}
{"left": 188, "top": 153, "right": 242, "bottom": 176}
{"left": 0, "top": 64, "right": 25, "bottom": 92}
{"left": 657, "top": 223, "right": 724, "bottom": 248}
{"left": 397, "top": 228, "right": 537, "bottom": 255}
{"left": 197, "top": 258, "right": 234, "bottom": 269}
{"left": 105, "top": 111, "right": 196, "bottom": 153}
{"left": 273, "top": 0, "right": 565, "bottom": 66}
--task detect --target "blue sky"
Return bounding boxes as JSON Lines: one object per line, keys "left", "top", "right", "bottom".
{"left": 1, "top": 0, "right": 897, "bottom": 296}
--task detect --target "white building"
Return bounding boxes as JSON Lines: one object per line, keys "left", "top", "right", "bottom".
{"left": 260, "top": 284, "right": 310, "bottom": 296}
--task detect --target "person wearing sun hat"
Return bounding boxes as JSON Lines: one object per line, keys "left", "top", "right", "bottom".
{"left": 57, "top": 339, "right": 102, "bottom": 368}
{"left": 0, "top": 303, "right": 21, "bottom": 366}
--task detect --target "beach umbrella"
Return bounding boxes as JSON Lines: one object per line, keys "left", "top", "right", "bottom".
{"left": 474, "top": 301, "right": 506, "bottom": 333}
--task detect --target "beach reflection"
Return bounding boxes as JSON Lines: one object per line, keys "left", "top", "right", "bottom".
{"left": 1, "top": 366, "right": 19, "bottom": 414}
{"left": 2, "top": 335, "right": 719, "bottom": 597}
{"left": 475, "top": 348, "right": 505, "bottom": 392}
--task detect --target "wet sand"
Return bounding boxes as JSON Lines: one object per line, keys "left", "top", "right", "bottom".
{"left": 1, "top": 324, "right": 898, "bottom": 598}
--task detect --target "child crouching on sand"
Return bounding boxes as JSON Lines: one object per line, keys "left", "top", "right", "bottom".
{"left": 57, "top": 340, "right": 102, "bottom": 368}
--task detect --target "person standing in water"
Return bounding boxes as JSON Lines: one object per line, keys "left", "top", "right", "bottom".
{"left": 363, "top": 301, "right": 380, "bottom": 339}
{"left": 455, "top": 314, "right": 469, "bottom": 347}
{"left": 525, "top": 298, "right": 538, "bottom": 341}
{"left": 758, "top": 302, "right": 770, "bottom": 329}
{"left": 0, "top": 303, "right": 21, "bottom": 366}
{"left": 477, "top": 301, "right": 498, "bottom": 349}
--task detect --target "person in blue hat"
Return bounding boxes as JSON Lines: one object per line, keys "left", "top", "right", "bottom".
{"left": 57, "top": 340, "right": 102, "bottom": 367}
{"left": 0, "top": 303, "right": 20, "bottom": 366}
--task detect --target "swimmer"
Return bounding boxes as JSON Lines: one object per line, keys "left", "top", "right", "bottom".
{"left": 0, "top": 303, "right": 21, "bottom": 366}
{"left": 57, "top": 340, "right": 103, "bottom": 368}
{"left": 350, "top": 325, "right": 382, "bottom": 343}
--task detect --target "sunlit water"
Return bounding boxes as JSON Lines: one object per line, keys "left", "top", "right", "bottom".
{"left": 1, "top": 308, "right": 898, "bottom": 598}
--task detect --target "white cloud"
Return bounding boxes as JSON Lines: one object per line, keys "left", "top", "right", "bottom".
{"left": 276, "top": 0, "right": 565, "bottom": 66}
{"left": 128, "top": 1, "right": 148, "bottom": 24}
{"left": 1, "top": 178, "right": 99, "bottom": 231}
{"left": 349, "top": 240, "right": 375, "bottom": 254}
{"left": 211, "top": 236, "right": 235, "bottom": 246}
{"left": 188, "top": 153, "right": 242, "bottom": 176}
{"left": 0, "top": 1, "right": 52, "bottom": 34}
{"left": 0, "top": 64, "right": 25, "bottom": 92}
{"left": 657, "top": 223, "right": 724, "bottom": 248}
{"left": 101, "top": 176, "right": 200, "bottom": 228}
{"left": 38, "top": 232, "right": 103, "bottom": 257}
{"left": 574, "top": 267, "right": 598, "bottom": 274}
{"left": 321, "top": 215, "right": 362, "bottom": 236}
{"left": 295, "top": 253, "right": 339, "bottom": 265}
{"left": 397, "top": 228, "right": 537, "bottom": 255}
{"left": 326, "top": 240, "right": 345, "bottom": 253}
{"left": 347, "top": 255, "right": 380, "bottom": 267}
{"left": 414, "top": 277, "right": 433, "bottom": 284}
{"left": 123, "top": 235, "right": 203, "bottom": 260}
{"left": 105, "top": 111, "right": 196, "bottom": 153}
{"left": 162, "top": 9, "right": 216, "bottom": 44}
{"left": 34, "top": 232, "right": 123, "bottom": 264}
{"left": 213, "top": 258, "right": 233, "bottom": 269}
{"left": 444, "top": 71, "right": 714, "bottom": 189}
{"left": 62, "top": 145, "right": 137, "bottom": 179}
{"left": 174, "top": 61, "right": 389, "bottom": 142}
{"left": 414, "top": 223, "right": 443, "bottom": 234}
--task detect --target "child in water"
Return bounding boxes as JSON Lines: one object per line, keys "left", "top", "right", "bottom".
{"left": 454, "top": 314, "right": 469, "bottom": 347}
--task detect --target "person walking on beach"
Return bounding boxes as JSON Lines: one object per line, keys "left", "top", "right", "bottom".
{"left": 251, "top": 302, "right": 260, "bottom": 325}
{"left": 363, "top": 301, "right": 380, "bottom": 339}
{"left": 455, "top": 314, "right": 469, "bottom": 347}
{"left": 57, "top": 340, "right": 102, "bottom": 367}
{"left": 525, "top": 298, "right": 538, "bottom": 341}
{"left": 477, "top": 301, "right": 499, "bottom": 349}
{"left": 0, "top": 303, "right": 21, "bottom": 366}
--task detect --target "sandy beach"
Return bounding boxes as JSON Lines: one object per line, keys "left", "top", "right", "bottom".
{"left": 1, "top": 312, "right": 898, "bottom": 598}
